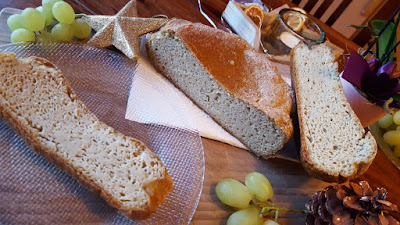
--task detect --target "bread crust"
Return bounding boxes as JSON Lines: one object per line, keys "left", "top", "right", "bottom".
{"left": 290, "top": 44, "right": 377, "bottom": 183}
{"left": 163, "top": 20, "right": 293, "bottom": 140}
{"left": 0, "top": 53, "right": 172, "bottom": 219}
{"left": 146, "top": 19, "right": 293, "bottom": 157}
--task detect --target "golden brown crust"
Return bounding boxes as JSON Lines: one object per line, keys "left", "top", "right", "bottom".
{"left": 290, "top": 44, "right": 377, "bottom": 183}
{"left": 169, "top": 21, "right": 293, "bottom": 140}
{"left": 0, "top": 53, "right": 172, "bottom": 219}
{"left": 151, "top": 20, "right": 293, "bottom": 154}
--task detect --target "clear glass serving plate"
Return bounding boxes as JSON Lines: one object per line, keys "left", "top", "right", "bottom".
{"left": 369, "top": 123, "right": 400, "bottom": 171}
{"left": 0, "top": 41, "right": 205, "bottom": 225}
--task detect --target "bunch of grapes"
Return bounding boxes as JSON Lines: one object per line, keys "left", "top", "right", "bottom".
{"left": 7, "top": 0, "right": 91, "bottom": 43}
{"left": 216, "top": 172, "right": 302, "bottom": 225}
{"left": 378, "top": 111, "right": 400, "bottom": 158}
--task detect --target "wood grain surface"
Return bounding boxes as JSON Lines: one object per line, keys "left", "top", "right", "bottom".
{"left": 0, "top": 0, "right": 399, "bottom": 224}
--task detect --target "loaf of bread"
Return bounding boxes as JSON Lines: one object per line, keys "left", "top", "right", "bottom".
{"left": 0, "top": 53, "right": 172, "bottom": 219}
{"left": 291, "top": 44, "right": 377, "bottom": 183}
{"left": 146, "top": 19, "right": 293, "bottom": 158}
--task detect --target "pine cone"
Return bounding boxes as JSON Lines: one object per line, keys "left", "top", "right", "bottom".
{"left": 305, "top": 181, "right": 399, "bottom": 225}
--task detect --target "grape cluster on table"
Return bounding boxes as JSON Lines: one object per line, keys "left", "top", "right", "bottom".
{"left": 7, "top": 0, "right": 91, "bottom": 43}
{"left": 216, "top": 172, "right": 279, "bottom": 225}
{"left": 378, "top": 110, "right": 400, "bottom": 158}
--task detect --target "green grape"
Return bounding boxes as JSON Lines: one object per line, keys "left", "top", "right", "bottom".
{"left": 386, "top": 123, "right": 398, "bottom": 131}
{"left": 393, "top": 111, "right": 400, "bottom": 125}
{"left": 37, "top": 31, "right": 56, "bottom": 42}
{"left": 51, "top": 23, "right": 73, "bottom": 41}
{"left": 52, "top": 1, "right": 75, "bottom": 24}
{"left": 394, "top": 145, "right": 400, "bottom": 158}
{"left": 20, "top": 8, "right": 45, "bottom": 32}
{"left": 10, "top": 28, "right": 35, "bottom": 43}
{"left": 227, "top": 207, "right": 263, "bottom": 225}
{"left": 383, "top": 130, "right": 400, "bottom": 146}
{"left": 245, "top": 172, "right": 273, "bottom": 202}
{"left": 263, "top": 220, "right": 279, "bottom": 225}
{"left": 71, "top": 19, "right": 91, "bottom": 39}
{"left": 216, "top": 179, "right": 253, "bottom": 209}
{"left": 7, "top": 14, "right": 24, "bottom": 31}
{"left": 37, "top": 6, "right": 53, "bottom": 26}
{"left": 378, "top": 114, "right": 393, "bottom": 129}
{"left": 42, "top": 0, "right": 62, "bottom": 12}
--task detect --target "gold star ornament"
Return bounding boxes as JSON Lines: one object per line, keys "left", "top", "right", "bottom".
{"left": 83, "top": 0, "right": 168, "bottom": 59}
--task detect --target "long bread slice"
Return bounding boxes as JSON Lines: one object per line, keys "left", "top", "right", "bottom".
{"left": 291, "top": 44, "right": 377, "bottom": 183}
{"left": 0, "top": 53, "right": 172, "bottom": 219}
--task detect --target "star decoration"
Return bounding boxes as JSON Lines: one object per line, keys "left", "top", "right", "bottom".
{"left": 83, "top": 0, "right": 168, "bottom": 60}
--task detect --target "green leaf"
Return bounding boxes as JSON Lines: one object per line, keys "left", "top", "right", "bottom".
{"left": 393, "top": 94, "right": 400, "bottom": 102}
{"left": 370, "top": 20, "right": 396, "bottom": 61}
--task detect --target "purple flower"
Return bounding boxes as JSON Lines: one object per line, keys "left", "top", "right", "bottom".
{"left": 342, "top": 50, "right": 372, "bottom": 89}
{"left": 367, "top": 58, "right": 379, "bottom": 71}
{"left": 377, "top": 62, "right": 397, "bottom": 78}
{"left": 342, "top": 50, "right": 400, "bottom": 108}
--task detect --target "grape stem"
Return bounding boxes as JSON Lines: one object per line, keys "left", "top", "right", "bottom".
{"left": 75, "top": 14, "right": 86, "bottom": 18}
{"left": 261, "top": 206, "right": 310, "bottom": 214}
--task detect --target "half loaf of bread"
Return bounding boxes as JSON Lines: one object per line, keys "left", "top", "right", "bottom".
{"left": 0, "top": 53, "right": 172, "bottom": 219}
{"left": 291, "top": 44, "right": 377, "bottom": 183}
{"left": 146, "top": 19, "right": 293, "bottom": 158}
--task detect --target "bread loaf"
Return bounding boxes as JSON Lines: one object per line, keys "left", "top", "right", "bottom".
{"left": 0, "top": 53, "right": 172, "bottom": 219}
{"left": 291, "top": 44, "right": 377, "bottom": 183}
{"left": 146, "top": 19, "right": 293, "bottom": 158}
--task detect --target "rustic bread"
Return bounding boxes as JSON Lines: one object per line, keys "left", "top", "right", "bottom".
{"left": 0, "top": 53, "right": 172, "bottom": 219}
{"left": 291, "top": 44, "right": 377, "bottom": 183}
{"left": 146, "top": 19, "right": 293, "bottom": 158}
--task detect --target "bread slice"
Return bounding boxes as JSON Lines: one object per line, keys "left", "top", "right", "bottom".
{"left": 291, "top": 44, "right": 377, "bottom": 183}
{"left": 146, "top": 19, "right": 293, "bottom": 158}
{"left": 0, "top": 53, "right": 172, "bottom": 219}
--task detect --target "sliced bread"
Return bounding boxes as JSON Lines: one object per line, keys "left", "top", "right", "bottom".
{"left": 146, "top": 19, "right": 293, "bottom": 158}
{"left": 291, "top": 44, "right": 377, "bottom": 183}
{"left": 0, "top": 53, "right": 172, "bottom": 219}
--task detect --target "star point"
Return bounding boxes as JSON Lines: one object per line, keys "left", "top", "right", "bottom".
{"left": 83, "top": 0, "right": 168, "bottom": 60}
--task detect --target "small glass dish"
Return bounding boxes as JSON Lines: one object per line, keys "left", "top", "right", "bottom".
{"left": 261, "top": 8, "right": 326, "bottom": 56}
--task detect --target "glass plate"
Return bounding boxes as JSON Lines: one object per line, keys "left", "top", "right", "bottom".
{"left": 369, "top": 123, "right": 400, "bottom": 171}
{"left": 0, "top": 42, "right": 205, "bottom": 225}
{"left": 0, "top": 8, "right": 21, "bottom": 44}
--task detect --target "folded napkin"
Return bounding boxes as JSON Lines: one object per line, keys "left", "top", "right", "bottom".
{"left": 126, "top": 38, "right": 248, "bottom": 149}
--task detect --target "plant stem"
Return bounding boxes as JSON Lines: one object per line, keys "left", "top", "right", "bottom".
{"left": 261, "top": 206, "right": 310, "bottom": 214}
{"left": 260, "top": 205, "right": 310, "bottom": 222}
{"left": 347, "top": 24, "right": 368, "bottom": 29}
{"left": 383, "top": 97, "right": 394, "bottom": 114}
{"left": 75, "top": 13, "right": 86, "bottom": 18}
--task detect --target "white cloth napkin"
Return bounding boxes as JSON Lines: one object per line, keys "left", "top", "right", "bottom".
{"left": 125, "top": 38, "right": 248, "bottom": 149}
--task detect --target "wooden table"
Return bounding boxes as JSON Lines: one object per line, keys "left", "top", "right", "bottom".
{"left": 1, "top": 0, "right": 399, "bottom": 224}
